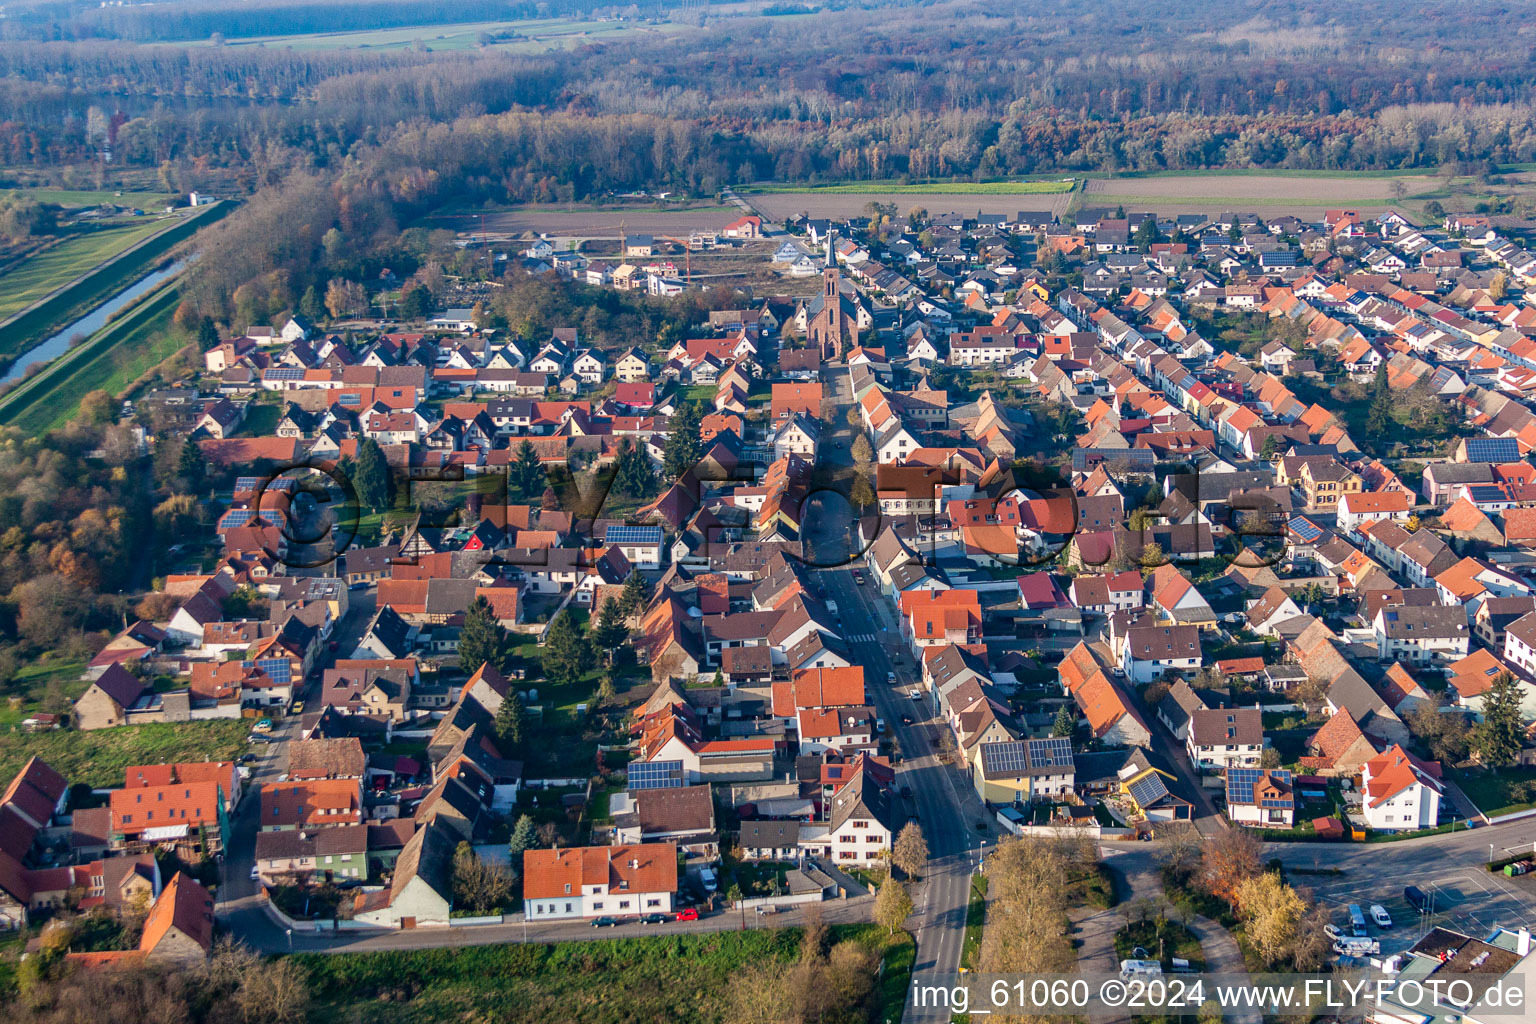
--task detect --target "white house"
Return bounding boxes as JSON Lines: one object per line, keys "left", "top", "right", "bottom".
{"left": 1336, "top": 491, "right": 1411, "bottom": 537}
{"left": 1373, "top": 605, "right": 1470, "bottom": 665}
{"left": 1225, "top": 768, "right": 1296, "bottom": 828}
{"left": 522, "top": 843, "right": 677, "bottom": 921}
{"left": 1120, "top": 624, "right": 1202, "bottom": 684}
{"left": 1360, "top": 745, "right": 1443, "bottom": 831}
{"left": 1186, "top": 707, "right": 1264, "bottom": 771}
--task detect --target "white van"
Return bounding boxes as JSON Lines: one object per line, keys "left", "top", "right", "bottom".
{"left": 699, "top": 866, "right": 718, "bottom": 892}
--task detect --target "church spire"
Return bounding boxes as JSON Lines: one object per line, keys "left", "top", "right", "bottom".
{"left": 825, "top": 230, "right": 834, "bottom": 269}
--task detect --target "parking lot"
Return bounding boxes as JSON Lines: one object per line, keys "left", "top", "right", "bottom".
{"left": 1311, "top": 868, "right": 1536, "bottom": 955}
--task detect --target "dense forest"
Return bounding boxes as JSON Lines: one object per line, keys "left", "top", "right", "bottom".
{"left": 6, "top": 0, "right": 1536, "bottom": 319}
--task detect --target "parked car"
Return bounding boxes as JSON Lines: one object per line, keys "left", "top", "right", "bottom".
{"left": 251, "top": 718, "right": 273, "bottom": 732}
{"left": 1347, "top": 904, "right": 1368, "bottom": 937}
{"left": 1405, "top": 886, "right": 1430, "bottom": 914}
{"left": 1324, "top": 923, "right": 1342, "bottom": 940}
{"left": 290, "top": 701, "right": 304, "bottom": 714}
{"left": 875, "top": 718, "right": 887, "bottom": 733}
{"left": 699, "top": 866, "right": 718, "bottom": 892}
{"left": 900, "top": 714, "right": 913, "bottom": 725}
{"left": 1370, "top": 905, "right": 1393, "bottom": 929}
{"left": 640, "top": 914, "right": 667, "bottom": 925}
{"left": 899, "top": 785, "right": 912, "bottom": 799}
{"left": 674, "top": 908, "right": 700, "bottom": 922}
{"left": 908, "top": 689, "right": 921, "bottom": 700}
{"left": 591, "top": 916, "right": 618, "bottom": 928}
{"left": 249, "top": 865, "right": 261, "bottom": 881}
{"left": 887, "top": 671, "right": 896, "bottom": 683}
{"left": 755, "top": 906, "right": 777, "bottom": 916}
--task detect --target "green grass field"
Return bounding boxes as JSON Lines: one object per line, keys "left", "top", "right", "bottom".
{"left": 0, "top": 282, "right": 188, "bottom": 433}
{"left": 0, "top": 217, "right": 174, "bottom": 321}
{"left": 742, "top": 179, "right": 1076, "bottom": 195}
{"left": 1452, "top": 767, "right": 1536, "bottom": 819}
{"left": 0, "top": 654, "right": 86, "bottom": 732}
{"left": 0, "top": 202, "right": 226, "bottom": 369}
{"left": 297, "top": 924, "right": 914, "bottom": 1024}
{"left": 0, "top": 719, "right": 250, "bottom": 788}
{"left": 0, "top": 188, "right": 175, "bottom": 209}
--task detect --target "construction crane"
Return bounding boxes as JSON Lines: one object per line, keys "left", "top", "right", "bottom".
{"left": 657, "top": 235, "right": 693, "bottom": 284}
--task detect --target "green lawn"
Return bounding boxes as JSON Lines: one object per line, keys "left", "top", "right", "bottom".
{"left": 0, "top": 654, "right": 86, "bottom": 731}
{"left": 961, "top": 875, "right": 987, "bottom": 970}
{"left": 0, "top": 218, "right": 174, "bottom": 320}
{"left": 0, "top": 719, "right": 251, "bottom": 789}
{"left": 0, "top": 188, "right": 175, "bottom": 209}
{"left": 1451, "top": 767, "right": 1536, "bottom": 819}
{"left": 296, "top": 924, "right": 913, "bottom": 1024}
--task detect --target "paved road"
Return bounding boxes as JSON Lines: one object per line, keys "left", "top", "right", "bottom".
{"left": 217, "top": 590, "right": 375, "bottom": 906}
{"left": 806, "top": 365, "right": 990, "bottom": 1019}
{"left": 1267, "top": 819, "right": 1536, "bottom": 945}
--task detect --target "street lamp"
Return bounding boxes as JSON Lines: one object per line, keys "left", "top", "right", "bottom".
{"left": 285, "top": 927, "right": 292, "bottom": 953}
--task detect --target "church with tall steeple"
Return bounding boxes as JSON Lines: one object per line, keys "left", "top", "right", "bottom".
{"left": 806, "top": 232, "right": 858, "bottom": 362}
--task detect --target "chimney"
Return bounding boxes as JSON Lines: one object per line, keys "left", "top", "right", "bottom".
{"left": 1519, "top": 928, "right": 1532, "bottom": 956}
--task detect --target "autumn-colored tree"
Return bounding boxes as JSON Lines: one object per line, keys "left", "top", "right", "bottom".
{"left": 874, "top": 877, "right": 913, "bottom": 934}
{"left": 892, "top": 822, "right": 928, "bottom": 878}
{"left": 1200, "top": 827, "right": 1263, "bottom": 907}
{"left": 1236, "top": 872, "right": 1307, "bottom": 966}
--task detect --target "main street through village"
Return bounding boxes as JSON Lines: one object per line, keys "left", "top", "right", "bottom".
{"left": 210, "top": 362, "right": 1536, "bottom": 1012}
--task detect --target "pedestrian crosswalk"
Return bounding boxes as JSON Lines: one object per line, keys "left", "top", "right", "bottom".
{"left": 846, "top": 633, "right": 880, "bottom": 643}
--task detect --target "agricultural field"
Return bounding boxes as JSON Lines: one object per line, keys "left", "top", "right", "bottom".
{"left": 0, "top": 719, "right": 250, "bottom": 788}
{"left": 740, "top": 179, "right": 1076, "bottom": 195}
{"left": 445, "top": 204, "right": 739, "bottom": 241}
{"left": 1078, "top": 171, "right": 1442, "bottom": 216}
{"left": 0, "top": 216, "right": 175, "bottom": 321}
{"left": 197, "top": 16, "right": 688, "bottom": 53}
{"left": 749, "top": 189, "right": 1075, "bottom": 221}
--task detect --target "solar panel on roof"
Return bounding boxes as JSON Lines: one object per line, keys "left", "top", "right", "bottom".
{"left": 628, "top": 759, "right": 685, "bottom": 790}
{"left": 1463, "top": 437, "right": 1519, "bottom": 461}
{"left": 1127, "top": 772, "right": 1170, "bottom": 807}
{"left": 220, "top": 509, "right": 256, "bottom": 528}
{"left": 256, "top": 659, "right": 293, "bottom": 684}
{"left": 234, "top": 477, "right": 260, "bottom": 491}
{"left": 1288, "top": 517, "right": 1324, "bottom": 542}
{"left": 984, "top": 742, "right": 1030, "bottom": 774}
{"left": 266, "top": 367, "right": 303, "bottom": 380}
{"left": 605, "top": 525, "right": 662, "bottom": 545}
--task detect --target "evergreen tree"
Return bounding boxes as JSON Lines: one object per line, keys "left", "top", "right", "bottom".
{"left": 512, "top": 440, "right": 545, "bottom": 500}
{"left": 299, "top": 284, "right": 324, "bottom": 323}
{"left": 618, "top": 571, "right": 648, "bottom": 618}
{"left": 593, "top": 597, "right": 628, "bottom": 654}
{"left": 1051, "top": 705, "right": 1076, "bottom": 738}
{"left": 353, "top": 437, "right": 390, "bottom": 511}
{"left": 541, "top": 610, "right": 592, "bottom": 687}
{"left": 1474, "top": 672, "right": 1524, "bottom": 768}
{"left": 508, "top": 813, "right": 537, "bottom": 857}
{"left": 400, "top": 284, "right": 432, "bottom": 320}
{"left": 196, "top": 316, "right": 220, "bottom": 351}
{"left": 1366, "top": 364, "right": 1392, "bottom": 437}
{"left": 614, "top": 437, "right": 656, "bottom": 497}
{"left": 458, "top": 595, "right": 509, "bottom": 675}
{"left": 662, "top": 402, "right": 704, "bottom": 480}
{"left": 494, "top": 691, "right": 526, "bottom": 751}
{"left": 177, "top": 437, "right": 205, "bottom": 491}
